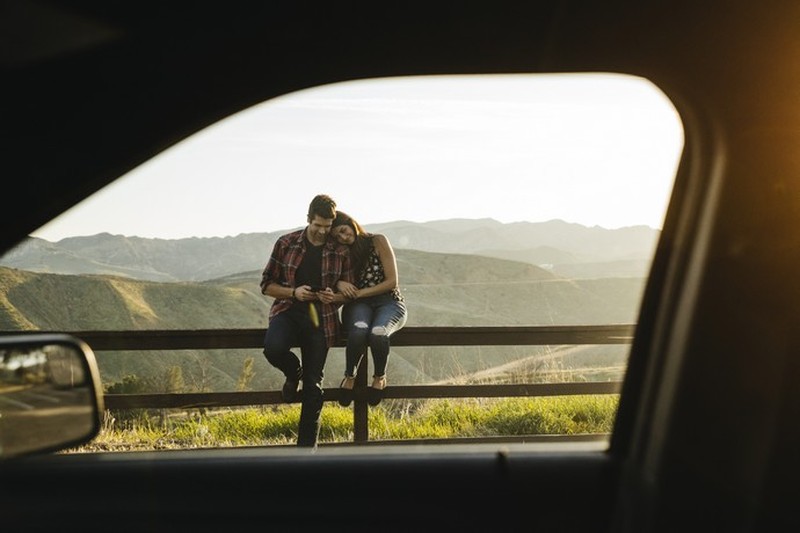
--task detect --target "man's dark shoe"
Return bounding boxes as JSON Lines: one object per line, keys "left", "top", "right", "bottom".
{"left": 281, "top": 379, "right": 300, "bottom": 402}
{"left": 281, "top": 368, "right": 302, "bottom": 403}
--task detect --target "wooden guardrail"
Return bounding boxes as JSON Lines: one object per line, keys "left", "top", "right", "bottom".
{"left": 68, "top": 325, "right": 634, "bottom": 444}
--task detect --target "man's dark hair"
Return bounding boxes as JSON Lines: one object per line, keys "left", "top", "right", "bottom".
{"left": 307, "top": 194, "right": 337, "bottom": 221}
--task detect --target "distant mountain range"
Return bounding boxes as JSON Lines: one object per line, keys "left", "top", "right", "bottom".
{"left": 2, "top": 218, "right": 659, "bottom": 282}
{"left": 0, "top": 219, "right": 655, "bottom": 390}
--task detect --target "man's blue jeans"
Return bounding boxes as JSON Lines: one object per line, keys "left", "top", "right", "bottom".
{"left": 263, "top": 303, "right": 327, "bottom": 447}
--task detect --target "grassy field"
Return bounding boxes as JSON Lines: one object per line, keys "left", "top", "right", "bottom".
{"left": 68, "top": 395, "right": 619, "bottom": 452}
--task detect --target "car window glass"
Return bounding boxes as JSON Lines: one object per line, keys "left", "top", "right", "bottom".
{"left": 1, "top": 73, "right": 683, "bottom": 450}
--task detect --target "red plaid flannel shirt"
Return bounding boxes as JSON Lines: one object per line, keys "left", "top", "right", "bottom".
{"left": 260, "top": 229, "right": 352, "bottom": 348}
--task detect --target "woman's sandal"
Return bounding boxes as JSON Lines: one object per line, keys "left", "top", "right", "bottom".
{"left": 338, "top": 376, "right": 355, "bottom": 407}
{"left": 367, "top": 375, "right": 387, "bottom": 406}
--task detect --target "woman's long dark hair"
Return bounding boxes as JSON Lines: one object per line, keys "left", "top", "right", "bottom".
{"left": 332, "top": 211, "right": 373, "bottom": 276}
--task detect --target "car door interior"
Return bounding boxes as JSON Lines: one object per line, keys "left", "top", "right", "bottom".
{"left": 2, "top": 1, "right": 799, "bottom": 532}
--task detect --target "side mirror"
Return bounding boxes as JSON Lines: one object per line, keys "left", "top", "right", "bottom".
{"left": 0, "top": 334, "right": 104, "bottom": 459}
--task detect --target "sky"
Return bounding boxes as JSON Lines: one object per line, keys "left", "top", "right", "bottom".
{"left": 32, "top": 73, "right": 683, "bottom": 242}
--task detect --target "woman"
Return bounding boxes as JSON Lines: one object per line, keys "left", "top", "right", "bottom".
{"left": 332, "top": 211, "right": 408, "bottom": 406}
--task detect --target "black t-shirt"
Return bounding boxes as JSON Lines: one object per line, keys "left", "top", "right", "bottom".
{"left": 295, "top": 235, "right": 323, "bottom": 290}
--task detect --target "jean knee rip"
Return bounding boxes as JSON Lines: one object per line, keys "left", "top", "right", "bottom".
{"left": 371, "top": 326, "right": 388, "bottom": 336}
{"left": 353, "top": 321, "right": 369, "bottom": 330}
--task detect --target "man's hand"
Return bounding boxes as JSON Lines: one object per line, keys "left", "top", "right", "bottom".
{"left": 316, "top": 287, "right": 335, "bottom": 304}
{"left": 294, "top": 285, "right": 316, "bottom": 301}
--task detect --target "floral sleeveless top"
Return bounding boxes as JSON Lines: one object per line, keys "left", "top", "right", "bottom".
{"left": 358, "top": 245, "right": 404, "bottom": 301}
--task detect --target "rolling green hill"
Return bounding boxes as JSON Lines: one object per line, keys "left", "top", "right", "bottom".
{"left": 0, "top": 247, "right": 641, "bottom": 391}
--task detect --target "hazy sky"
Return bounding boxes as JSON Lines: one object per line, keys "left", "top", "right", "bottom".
{"left": 32, "top": 73, "right": 683, "bottom": 242}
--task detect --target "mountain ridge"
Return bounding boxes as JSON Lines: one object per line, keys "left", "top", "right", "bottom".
{"left": 0, "top": 218, "right": 653, "bottom": 390}
{"left": 5, "top": 218, "right": 659, "bottom": 282}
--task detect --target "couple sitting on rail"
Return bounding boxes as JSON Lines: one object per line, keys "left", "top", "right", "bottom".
{"left": 259, "top": 194, "right": 407, "bottom": 448}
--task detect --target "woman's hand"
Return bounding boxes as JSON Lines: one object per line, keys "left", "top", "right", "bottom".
{"left": 337, "top": 280, "right": 359, "bottom": 300}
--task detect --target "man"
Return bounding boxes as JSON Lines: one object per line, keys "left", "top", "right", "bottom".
{"left": 260, "top": 194, "right": 352, "bottom": 447}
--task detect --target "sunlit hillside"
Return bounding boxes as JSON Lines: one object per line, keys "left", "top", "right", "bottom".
{"left": 0, "top": 244, "right": 642, "bottom": 392}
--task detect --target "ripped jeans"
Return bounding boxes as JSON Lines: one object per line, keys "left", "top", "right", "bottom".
{"left": 341, "top": 293, "right": 407, "bottom": 378}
